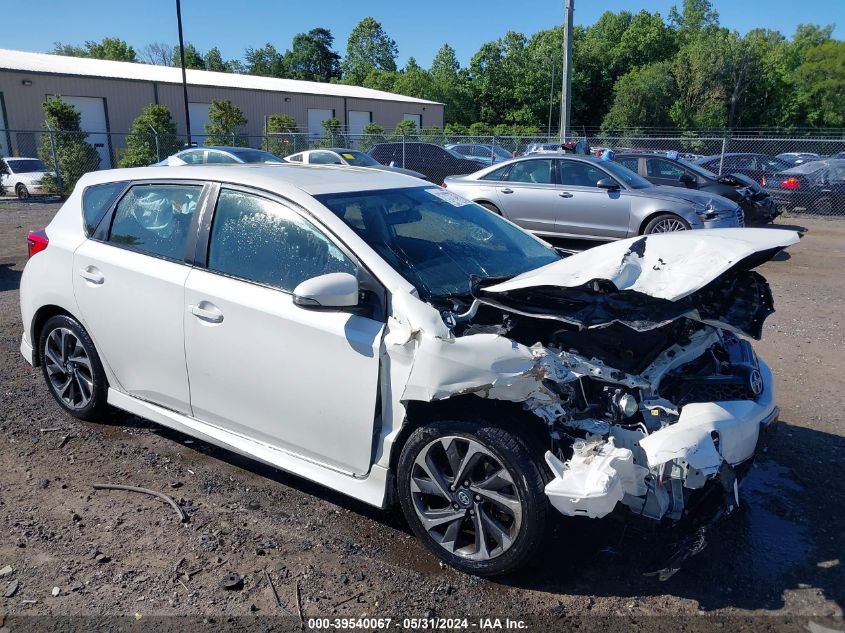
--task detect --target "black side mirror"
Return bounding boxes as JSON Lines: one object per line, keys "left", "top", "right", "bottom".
{"left": 596, "top": 178, "right": 620, "bottom": 190}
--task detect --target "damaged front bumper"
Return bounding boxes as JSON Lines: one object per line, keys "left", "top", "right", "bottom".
{"left": 542, "top": 358, "right": 778, "bottom": 522}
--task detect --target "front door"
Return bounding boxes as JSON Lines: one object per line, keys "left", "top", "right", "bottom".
{"left": 554, "top": 159, "right": 631, "bottom": 239}
{"left": 184, "top": 188, "right": 384, "bottom": 475}
{"left": 494, "top": 158, "right": 559, "bottom": 235}
{"left": 72, "top": 182, "right": 204, "bottom": 413}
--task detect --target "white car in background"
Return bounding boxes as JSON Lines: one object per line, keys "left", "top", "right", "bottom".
{"left": 2, "top": 157, "right": 51, "bottom": 199}
{"left": 20, "top": 164, "right": 797, "bottom": 576}
{"left": 285, "top": 148, "right": 427, "bottom": 180}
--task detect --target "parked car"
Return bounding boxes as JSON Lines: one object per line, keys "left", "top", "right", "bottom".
{"left": 1, "top": 157, "right": 51, "bottom": 199}
{"left": 20, "top": 164, "right": 796, "bottom": 575}
{"left": 765, "top": 159, "right": 845, "bottom": 214}
{"left": 776, "top": 152, "right": 821, "bottom": 167}
{"left": 695, "top": 153, "right": 792, "bottom": 187}
{"left": 443, "top": 155, "right": 744, "bottom": 240}
{"left": 612, "top": 152, "right": 779, "bottom": 224}
{"left": 285, "top": 148, "right": 426, "bottom": 179}
{"left": 160, "top": 146, "right": 286, "bottom": 166}
{"left": 445, "top": 143, "right": 513, "bottom": 165}
{"left": 368, "top": 142, "right": 482, "bottom": 184}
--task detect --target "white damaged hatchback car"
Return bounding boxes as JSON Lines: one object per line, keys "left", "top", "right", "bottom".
{"left": 20, "top": 164, "right": 799, "bottom": 576}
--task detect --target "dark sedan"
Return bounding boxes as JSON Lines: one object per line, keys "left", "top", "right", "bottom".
{"left": 765, "top": 159, "right": 845, "bottom": 215}
{"left": 695, "top": 153, "right": 792, "bottom": 188}
{"left": 613, "top": 152, "right": 779, "bottom": 223}
{"left": 368, "top": 142, "right": 484, "bottom": 184}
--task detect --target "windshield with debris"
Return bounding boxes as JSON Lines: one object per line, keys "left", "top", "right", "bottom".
{"left": 315, "top": 186, "right": 560, "bottom": 300}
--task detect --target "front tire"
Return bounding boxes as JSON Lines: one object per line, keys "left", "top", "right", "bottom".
{"left": 39, "top": 315, "right": 108, "bottom": 420}
{"left": 644, "top": 213, "right": 691, "bottom": 234}
{"left": 16, "top": 184, "right": 30, "bottom": 200}
{"left": 397, "top": 419, "right": 549, "bottom": 576}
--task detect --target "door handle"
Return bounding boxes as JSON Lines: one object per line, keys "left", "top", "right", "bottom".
{"left": 79, "top": 266, "right": 104, "bottom": 285}
{"left": 190, "top": 302, "right": 224, "bottom": 324}
{"left": 558, "top": 192, "right": 573, "bottom": 198}
{"left": 500, "top": 188, "right": 514, "bottom": 194}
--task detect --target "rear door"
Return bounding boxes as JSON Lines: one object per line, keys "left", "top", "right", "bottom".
{"left": 493, "top": 159, "right": 558, "bottom": 235}
{"left": 73, "top": 181, "right": 207, "bottom": 413}
{"left": 183, "top": 186, "right": 384, "bottom": 474}
{"left": 554, "top": 159, "right": 631, "bottom": 239}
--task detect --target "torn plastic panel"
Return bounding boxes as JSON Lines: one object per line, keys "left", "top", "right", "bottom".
{"left": 387, "top": 229, "right": 796, "bottom": 526}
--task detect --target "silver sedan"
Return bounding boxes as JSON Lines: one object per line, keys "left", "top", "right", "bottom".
{"left": 444, "top": 155, "right": 743, "bottom": 240}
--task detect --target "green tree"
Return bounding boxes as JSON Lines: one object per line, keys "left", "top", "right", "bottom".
{"left": 204, "top": 100, "right": 248, "bottom": 145}
{"left": 392, "top": 119, "right": 418, "bottom": 139}
{"left": 119, "top": 104, "right": 181, "bottom": 167}
{"left": 669, "top": 30, "right": 729, "bottom": 128}
{"left": 205, "top": 47, "right": 242, "bottom": 73}
{"left": 316, "top": 118, "right": 345, "bottom": 148}
{"left": 362, "top": 69, "right": 400, "bottom": 92}
{"left": 359, "top": 122, "right": 386, "bottom": 152}
{"left": 53, "top": 37, "right": 137, "bottom": 62}
{"left": 795, "top": 41, "right": 845, "bottom": 127}
{"left": 281, "top": 28, "right": 341, "bottom": 81}
{"left": 37, "top": 96, "right": 100, "bottom": 194}
{"left": 343, "top": 17, "right": 399, "bottom": 85}
{"left": 429, "top": 44, "right": 476, "bottom": 124}
{"left": 263, "top": 114, "right": 298, "bottom": 156}
{"left": 172, "top": 43, "right": 205, "bottom": 70}
{"left": 602, "top": 62, "right": 676, "bottom": 131}
{"left": 244, "top": 43, "right": 286, "bottom": 77}
{"left": 392, "top": 57, "right": 436, "bottom": 99}
{"left": 669, "top": 0, "right": 719, "bottom": 34}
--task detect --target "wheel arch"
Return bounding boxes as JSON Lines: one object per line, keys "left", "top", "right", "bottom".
{"left": 30, "top": 305, "right": 78, "bottom": 367}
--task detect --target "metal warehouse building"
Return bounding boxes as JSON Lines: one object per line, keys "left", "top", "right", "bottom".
{"left": 0, "top": 48, "right": 444, "bottom": 167}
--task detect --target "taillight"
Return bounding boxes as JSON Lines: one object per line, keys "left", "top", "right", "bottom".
{"left": 781, "top": 177, "right": 801, "bottom": 190}
{"left": 759, "top": 176, "right": 766, "bottom": 186}
{"left": 27, "top": 229, "right": 49, "bottom": 258}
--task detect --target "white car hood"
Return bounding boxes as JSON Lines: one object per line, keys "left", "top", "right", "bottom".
{"left": 485, "top": 228, "right": 799, "bottom": 302}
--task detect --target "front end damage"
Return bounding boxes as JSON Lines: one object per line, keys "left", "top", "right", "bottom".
{"left": 390, "top": 229, "right": 798, "bottom": 526}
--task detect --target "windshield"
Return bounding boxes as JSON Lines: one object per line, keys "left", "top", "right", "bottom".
{"left": 6, "top": 158, "right": 46, "bottom": 173}
{"left": 229, "top": 149, "right": 285, "bottom": 163}
{"left": 599, "top": 160, "right": 652, "bottom": 189}
{"left": 338, "top": 150, "right": 379, "bottom": 167}
{"left": 315, "top": 186, "right": 559, "bottom": 300}
{"left": 676, "top": 158, "right": 717, "bottom": 179}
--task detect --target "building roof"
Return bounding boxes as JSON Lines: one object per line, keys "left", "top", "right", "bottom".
{"left": 0, "top": 48, "right": 442, "bottom": 106}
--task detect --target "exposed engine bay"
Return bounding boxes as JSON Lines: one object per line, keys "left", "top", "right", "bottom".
{"left": 389, "top": 229, "right": 798, "bottom": 524}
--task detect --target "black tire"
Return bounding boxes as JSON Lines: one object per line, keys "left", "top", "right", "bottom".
{"left": 397, "top": 418, "right": 550, "bottom": 576}
{"left": 16, "top": 184, "right": 30, "bottom": 200}
{"left": 643, "top": 213, "right": 691, "bottom": 234}
{"left": 478, "top": 201, "right": 502, "bottom": 215}
{"left": 39, "top": 315, "right": 108, "bottom": 420}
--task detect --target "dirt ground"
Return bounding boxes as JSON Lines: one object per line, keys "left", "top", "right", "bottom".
{"left": 0, "top": 198, "right": 843, "bottom": 631}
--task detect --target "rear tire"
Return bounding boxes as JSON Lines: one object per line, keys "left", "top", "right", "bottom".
{"left": 397, "top": 418, "right": 550, "bottom": 576}
{"left": 16, "top": 184, "right": 30, "bottom": 200}
{"left": 644, "top": 213, "right": 690, "bottom": 234}
{"left": 39, "top": 315, "right": 108, "bottom": 420}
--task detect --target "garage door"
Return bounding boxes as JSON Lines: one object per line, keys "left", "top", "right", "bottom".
{"left": 308, "top": 109, "right": 334, "bottom": 140}
{"left": 348, "top": 111, "right": 371, "bottom": 147}
{"left": 188, "top": 103, "right": 211, "bottom": 144}
{"left": 60, "top": 96, "right": 112, "bottom": 168}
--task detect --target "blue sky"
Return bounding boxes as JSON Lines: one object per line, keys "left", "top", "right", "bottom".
{"left": 3, "top": 0, "right": 842, "bottom": 67}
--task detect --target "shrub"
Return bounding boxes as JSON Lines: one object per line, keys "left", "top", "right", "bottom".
{"left": 37, "top": 96, "right": 100, "bottom": 194}
{"left": 262, "top": 114, "right": 298, "bottom": 157}
{"left": 204, "top": 99, "right": 248, "bottom": 146}
{"left": 119, "top": 104, "right": 181, "bottom": 167}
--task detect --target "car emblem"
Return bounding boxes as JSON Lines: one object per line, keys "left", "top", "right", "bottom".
{"left": 749, "top": 370, "right": 764, "bottom": 396}
{"left": 456, "top": 490, "right": 472, "bottom": 507}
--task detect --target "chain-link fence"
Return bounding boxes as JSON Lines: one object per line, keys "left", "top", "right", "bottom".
{"left": 2, "top": 128, "right": 843, "bottom": 215}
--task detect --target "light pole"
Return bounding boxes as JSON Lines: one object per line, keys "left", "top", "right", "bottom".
{"left": 547, "top": 56, "right": 556, "bottom": 137}
{"left": 176, "top": 0, "right": 192, "bottom": 146}
{"left": 559, "top": 0, "right": 573, "bottom": 144}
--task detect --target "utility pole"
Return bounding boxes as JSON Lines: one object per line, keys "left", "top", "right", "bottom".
{"left": 176, "top": 0, "right": 192, "bottom": 146}
{"left": 547, "top": 56, "right": 556, "bottom": 136}
{"left": 559, "top": 0, "right": 573, "bottom": 144}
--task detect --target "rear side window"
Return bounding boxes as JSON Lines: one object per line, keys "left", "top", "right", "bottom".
{"left": 646, "top": 158, "right": 684, "bottom": 179}
{"left": 480, "top": 165, "right": 510, "bottom": 181}
{"left": 507, "top": 160, "right": 554, "bottom": 184}
{"left": 108, "top": 184, "right": 202, "bottom": 260}
{"left": 207, "top": 189, "right": 356, "bottom": 292}
{"left": 82, "top": 181, "right": 127, "bottom": 236}
{"left": 615, "top": 157, "right": 639, "bottom": 172}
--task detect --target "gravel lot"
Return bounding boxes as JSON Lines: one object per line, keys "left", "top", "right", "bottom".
{"left": 0, "top": 198, "right": 843, "bottom": 630}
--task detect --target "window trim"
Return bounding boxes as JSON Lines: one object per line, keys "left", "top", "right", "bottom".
{"left": 94, "top": 179, "right": 212, "bottom": 266}
{"left": 196, "top": 182, "right": 387, "bottom": 320}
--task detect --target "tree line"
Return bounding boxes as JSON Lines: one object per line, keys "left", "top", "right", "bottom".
{"left": 51, "top": 0, "right": 844, "bottom": 132}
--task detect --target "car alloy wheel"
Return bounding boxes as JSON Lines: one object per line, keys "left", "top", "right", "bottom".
{"left": 44, "top": 327, "right": 95, "bottom": 410}
{"left": 650, "top": 217, "right": 688, "bottom": 233}
{"left": 410, "top": 435, "right": 524, "bottom": 561}
{"left": 16, "top": 184, "right": 30, "bottom": 200}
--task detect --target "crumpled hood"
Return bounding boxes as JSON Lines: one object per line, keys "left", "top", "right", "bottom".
{"left": 474, "top": 228, "right": 800, "bottom": 337}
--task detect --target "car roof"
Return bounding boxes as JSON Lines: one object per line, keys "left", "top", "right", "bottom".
{"left": 2, "top": 156, "right": 41, "bottom": 160}
{"left": 697, "top": 153, "right": 767, "bottom": 160}
{"left": 74, "top": 163, "right": 424, "bottom": 197}
{"left": 309, "top": 148, "right": 360, "bottom": 153}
